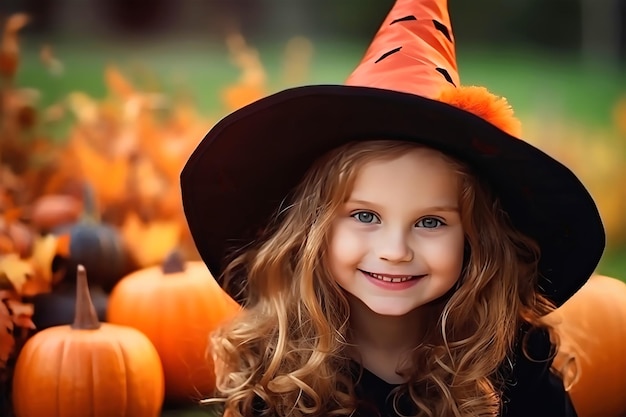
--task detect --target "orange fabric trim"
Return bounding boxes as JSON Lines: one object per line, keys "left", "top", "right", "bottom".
{"left": 438, "top": 85, "right": 522, "bottom": 138}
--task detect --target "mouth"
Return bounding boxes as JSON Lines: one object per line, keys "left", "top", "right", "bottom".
{"left": 358, "top": 269, "right": 425, "bottom": 283}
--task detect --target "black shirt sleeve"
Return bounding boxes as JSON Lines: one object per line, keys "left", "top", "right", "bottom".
{"left": 502, "top": 327, "right": 578, "bottom": 417}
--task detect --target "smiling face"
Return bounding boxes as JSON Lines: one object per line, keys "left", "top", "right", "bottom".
{"left": 327, "top": 147, "right": 465, "bottom": 316}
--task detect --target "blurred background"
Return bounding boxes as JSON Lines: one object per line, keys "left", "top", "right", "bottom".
{"left": 0, "top": 1, "right": 625, "bottom": 416}
{"left": 1, "top": 0, "right": 625, "bottom": 274}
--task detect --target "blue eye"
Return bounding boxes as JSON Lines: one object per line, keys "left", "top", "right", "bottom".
{"left": 352, "top": 211, "right": 380, "bottom": 224}
{"left": 416, "top": 217, "right": 444, "bottom": 228}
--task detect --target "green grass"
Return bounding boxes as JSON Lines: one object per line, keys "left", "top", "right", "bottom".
{"left": 456, "top": 48, "right": 626, "bottom": 128}
{"left": 597, "top": 249, "right": 626, "bottom": 280}
{"left": 16, "top": 37, "right": 625, "bottom": 125}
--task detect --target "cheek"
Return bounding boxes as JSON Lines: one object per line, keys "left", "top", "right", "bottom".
{"left": 424, "top": 231, "right": 465, "bottom": 273}
{"left": 328, "top": 223, "right": 365, "bottom": 268}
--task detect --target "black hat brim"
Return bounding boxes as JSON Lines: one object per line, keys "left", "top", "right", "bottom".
{"left": 180, "top": 85, "right": 605, "bottom": 306}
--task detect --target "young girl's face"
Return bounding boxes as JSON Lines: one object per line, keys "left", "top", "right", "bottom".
{"left": 327, "top": 147, "right": 465, "bottom": 316}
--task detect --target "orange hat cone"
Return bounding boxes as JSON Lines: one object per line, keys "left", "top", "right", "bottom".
{"left": 347, "top": 0, "right": 521, "bottom": 137}
{"left": 346, "top": 0, "right": 459, "bottom": 97}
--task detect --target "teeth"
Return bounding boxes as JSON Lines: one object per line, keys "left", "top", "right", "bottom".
{"left": 369, "top": 272, "right": 415, "bottom": 283}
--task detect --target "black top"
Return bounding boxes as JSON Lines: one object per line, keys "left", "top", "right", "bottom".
{"left": 241, "top": 327, "right": 578, "bottom": 416}
{"left": 353, "top": 328, "right": 578, "bottom": 417}
{"left": 354, "top": 362, "right": 576, "bottom": 417}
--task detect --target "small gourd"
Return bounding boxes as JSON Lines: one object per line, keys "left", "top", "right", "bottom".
{"left": 13, "top": 265, "right": 165, "bottom": 417}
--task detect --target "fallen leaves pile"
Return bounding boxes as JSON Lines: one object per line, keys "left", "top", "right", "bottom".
{"left": 0, "top": 12, "right": 314, "bottom": 403}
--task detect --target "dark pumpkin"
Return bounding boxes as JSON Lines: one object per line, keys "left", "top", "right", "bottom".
{"left": 54, "top": 220, "right": 128, "bottom": 292}
{"left": 52, "top": 182, "right": 130, "bottom": 292}
{"left": 27, "top": 281, "right": 109, "bottom": 329}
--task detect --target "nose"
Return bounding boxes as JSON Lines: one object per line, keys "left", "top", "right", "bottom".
{"left": 377, "top": 228, "right": 414, "bottom": 263}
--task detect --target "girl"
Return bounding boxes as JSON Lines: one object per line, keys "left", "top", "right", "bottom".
{"left": 180, "top": 0, "right": 605, "bottom": 416}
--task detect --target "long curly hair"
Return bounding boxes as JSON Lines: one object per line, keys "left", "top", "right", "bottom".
{"left": 206, "top": 140, "right": 557, "bottom": 417}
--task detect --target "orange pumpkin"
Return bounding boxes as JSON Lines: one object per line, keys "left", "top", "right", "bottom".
{"left": 13, "top": 265, "right": 165, "bottom": 417}
{"left": 107, "top": 250, "right": 241, "bottom": 404}
{"left": 547, "top": 274, "right": 626, "bottom": 417}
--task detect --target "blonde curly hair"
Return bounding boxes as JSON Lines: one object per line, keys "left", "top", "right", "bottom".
{"left": 205, "top": 140, "right": 557, "bottom": 417}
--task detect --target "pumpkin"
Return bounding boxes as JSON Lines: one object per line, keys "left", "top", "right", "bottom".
{"left": 55, "top": 220, "right": 128, "bottom": 291}
{"left": 53, "top": 183, "right": 129, "bottom": 292}
{"left": 546, "top": 274, "right": 626, "bottom": 417}
{"left": 13, "top": 265, "right": 164, "bottom": 417}
{"left": 107, "top": 250, "right": 240, "bottom": 404}
{"left": 29, "top": 281, "right": 109, "bottom": 329}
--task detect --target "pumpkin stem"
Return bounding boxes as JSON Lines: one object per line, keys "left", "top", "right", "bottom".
{"left": 72, "top": 264, "right": 101, "bottom": 330}
{"left": 162, "top": 249, "right": 185, "bottom": 274}
{"left": 80, "top": 182, "right": 101, "bottom": 223}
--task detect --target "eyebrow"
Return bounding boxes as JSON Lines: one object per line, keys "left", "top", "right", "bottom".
{"left": 346, "top": 199, "right": 459, "bottom": 213}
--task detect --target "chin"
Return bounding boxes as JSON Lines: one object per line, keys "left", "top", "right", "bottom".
{"left": 365, "top": 302, "right": 423, "bottom": 317}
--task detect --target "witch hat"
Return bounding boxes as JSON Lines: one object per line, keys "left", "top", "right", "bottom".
{"left": 180, "top": 0, "right": 604, "bottom": 306}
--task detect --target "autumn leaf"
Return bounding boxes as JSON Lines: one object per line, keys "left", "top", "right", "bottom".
{"left": 0, "top": 292, "right": 15, "bottom": 369}
{"left": 281, "top": 36, "right": 314, "bottom": 86}
{"left": 0, "top": 13, "right": 30, "bottom": 78}
{"left": 105, "top": 65, "right": 135, "bottom": 100}
{"left": 120, "top": 211, "right": 181, "bottom": 267}
{"left": 65, "top": 127, "right": 129, "bottom": 207}
{"left": 221, "top": 83, "right": 266, "bottom": 112}
{"left": 0, "top": 253, "right": 33, "bottom": 292}
{"left": 126, "top": 152, "right": 168, "bottom": 209}
{"left": 67, "top": 91, "right": 99, "bottom": 124}
{"left": 221, "top": 33, "right": 267, "bottom": 111}
{"left": 5, "top": 297, "right": 35, "bottom": 330}
{"left": 4, "top": 14, "right": 30, "bottom": 37}
{"left": 24, "top": 233, "right": 68, "bottom": 295}
{"left": 40, "top": 44, "right": 63, "bottom": 76}
{"left": 0, "top": 290, "right": 34, "bottom": 369}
